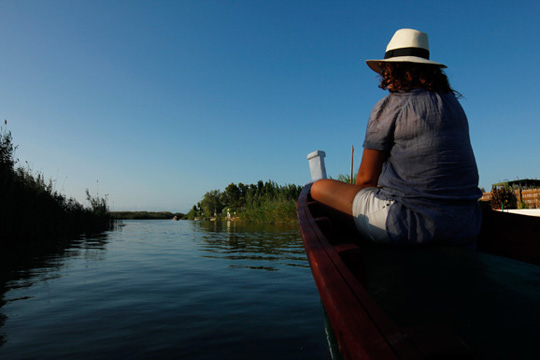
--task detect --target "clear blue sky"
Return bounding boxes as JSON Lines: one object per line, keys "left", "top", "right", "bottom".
{"left": 1, "top": 0, "right": 539, "bottom": 212}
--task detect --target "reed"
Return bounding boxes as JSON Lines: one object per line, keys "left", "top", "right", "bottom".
{"left": 242, "top": 195, "right": 299, "bottom": 225}
{"left": 0, "top": 127, "right": 115, "bottom": 244}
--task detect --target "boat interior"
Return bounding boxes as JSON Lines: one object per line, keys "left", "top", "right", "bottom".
{"left": 300, "top": 185, "right": 540, "bottom": 358}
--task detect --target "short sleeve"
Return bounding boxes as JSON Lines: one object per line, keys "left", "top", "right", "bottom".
{"left": 363, "top": 94, "right": 404, "bottom": 151}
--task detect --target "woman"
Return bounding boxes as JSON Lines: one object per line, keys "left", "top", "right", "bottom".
{"left": 311, "top": 28, "right": 482, "bottom": 246}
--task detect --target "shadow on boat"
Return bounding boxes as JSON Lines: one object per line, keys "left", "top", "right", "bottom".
{"left": 298, "top": 183, "right": 540, "bottom": 359}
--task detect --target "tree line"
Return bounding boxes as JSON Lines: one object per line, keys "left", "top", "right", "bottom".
{"left": 185, "top": 180, "right": 303, "bottom": 224}
{"left": 111, "top": 211, "right": 185, "bottom": 220}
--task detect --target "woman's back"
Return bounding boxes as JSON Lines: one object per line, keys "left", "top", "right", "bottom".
{"left": 365, "top": 89, "right": 482, "bottom": 244}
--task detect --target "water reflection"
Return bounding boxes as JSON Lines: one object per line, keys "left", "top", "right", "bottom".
{"left": 0, "top": 221, "right": 329, "bottom": 359}
{"left": 0, "top": 231, "right": 112, "bottom": 348}
{"left": 1, "top": 233, "right": 110, "bottom": 286}
{"left": 192, "top": 221, "right": 309, "bottom": 271}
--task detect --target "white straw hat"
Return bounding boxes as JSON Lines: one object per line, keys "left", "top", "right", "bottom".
{"left": 366, "top": 28, "right": 446, "bottom": 73}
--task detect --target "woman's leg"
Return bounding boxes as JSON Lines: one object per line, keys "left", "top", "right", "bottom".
{"left": 311, "top": 179, "right": 364, "bottom": 215}
{"left": 312, "top": 179, "right": 392, "bottom": 243}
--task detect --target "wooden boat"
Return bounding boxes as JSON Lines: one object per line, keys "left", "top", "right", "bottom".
{"left": 297, "top": 183, "right": 540, "bottom": 359}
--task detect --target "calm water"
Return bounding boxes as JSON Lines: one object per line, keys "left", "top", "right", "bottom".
{"left": 0, "top": 220, "right": 331, "bottom": 359}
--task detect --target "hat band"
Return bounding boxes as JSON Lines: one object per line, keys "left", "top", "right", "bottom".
{"left": 384, "top": 47, "right": 430, "bottom": 60}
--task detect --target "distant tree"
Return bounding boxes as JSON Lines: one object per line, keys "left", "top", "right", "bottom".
{"left": 201, "top": 189, "right": 223, "bottom": 218}
{"left": 185, "top": 205, "right": 199, "bottom": 220}
{"left": 221, "top": 183, "right": 244, "bottom": 210}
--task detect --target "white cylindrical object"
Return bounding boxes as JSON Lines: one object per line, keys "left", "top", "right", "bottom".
{"left": 307, "top": 150, "right": 327, "bottom": 182}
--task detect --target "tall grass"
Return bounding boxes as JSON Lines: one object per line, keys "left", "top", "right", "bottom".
{"left": 242, "top": 195, "right": 299, "bottom": 225}
{"left": 0, "top": 127, "right": 115, "bottom": 244}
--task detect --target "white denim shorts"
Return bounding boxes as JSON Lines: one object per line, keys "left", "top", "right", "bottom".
{"left": 352, "top": 187, "right": 394, "bottom": 243}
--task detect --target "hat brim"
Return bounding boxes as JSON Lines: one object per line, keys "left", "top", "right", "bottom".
{"left": 366, "top": 56, "right": 446, "bottom": 74}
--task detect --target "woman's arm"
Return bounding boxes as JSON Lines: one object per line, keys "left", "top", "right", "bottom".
{"left": 356, "top": 148, "right": 385, "bottom": 188}
{"left": 311, "top": 148, "right": 386, "bottom": 216}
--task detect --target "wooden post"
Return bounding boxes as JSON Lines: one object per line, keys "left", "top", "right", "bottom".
{"left": 350, "top": 145, "right": 354, "bottom": 184}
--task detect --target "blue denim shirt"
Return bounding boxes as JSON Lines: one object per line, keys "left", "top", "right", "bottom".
{"left": 363, "top": 89, "right": 482, "bottom": 245}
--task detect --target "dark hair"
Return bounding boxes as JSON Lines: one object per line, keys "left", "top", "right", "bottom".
{"left": 378, "top": 62, "right": 459, "bottom": 96}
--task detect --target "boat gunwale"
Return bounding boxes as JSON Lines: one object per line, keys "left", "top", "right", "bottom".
{"left": 297, "top": 184, "right": 421, "bottom": 359}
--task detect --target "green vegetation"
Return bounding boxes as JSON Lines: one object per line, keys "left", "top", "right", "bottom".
{"left": 490, "top": 186, "right": 517, "bottom": 210}
{"left": 111, "top": 211, "right": 185, "bottom": 220}
{"left": 331, "top": 173, "right": 357, "bottom": 184}
{"left": 186, "top": 180, "right": 303, "bottom": 224}
{"left": 518, "top": 198, "right": 529, "bottom": 210}
{"left": 1, "top": 127, "right": 115, "bottom": 244}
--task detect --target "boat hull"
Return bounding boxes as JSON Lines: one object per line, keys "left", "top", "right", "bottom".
{"left": 298, "top": 183, "right": 540, "bottom": 359}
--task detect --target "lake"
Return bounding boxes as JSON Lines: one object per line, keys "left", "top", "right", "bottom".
{"left": 0, "top": 220, "right": 331, "bottom": 359}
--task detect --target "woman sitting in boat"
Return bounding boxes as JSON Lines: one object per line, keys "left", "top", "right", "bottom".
{"left": 311, "top": 28, "right": 482, "bottom": 246}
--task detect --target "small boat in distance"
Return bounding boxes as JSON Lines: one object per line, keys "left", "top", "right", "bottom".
{"left": 298, "top": 183, "right": 540, "bottom": 359}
